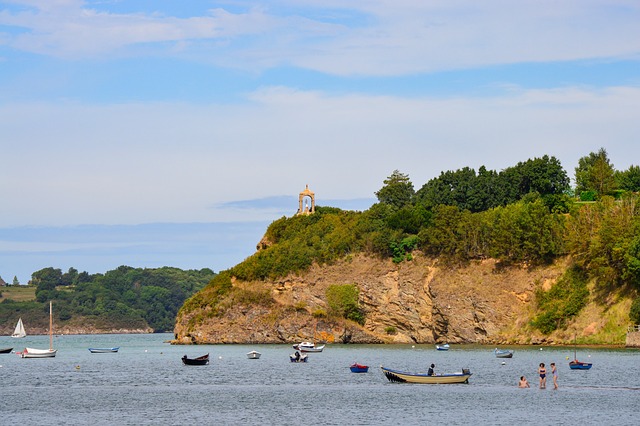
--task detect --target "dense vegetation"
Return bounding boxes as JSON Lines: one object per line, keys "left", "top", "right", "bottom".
{"left": 0, "top": 266, "right": 214, "bottom": 332}
{"left": 186, "top": 148, "right": 640, "bottom": 333}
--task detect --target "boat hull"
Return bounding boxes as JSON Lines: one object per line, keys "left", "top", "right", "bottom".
{"left": 569, "top": 361, "right": 592, "bottom": 370}
{"left": 494, "top": 349, "right": 514, "bottom": 358}
{"left": 20, "top": 348, "right": 57, "bottom": 358}
{"left": 350, "top": 363, "right": 369, "bottom": 373}
{"left": 182, "top": 354, "right": 209, "bottom": 365}
{"left": 381, "top": 366, "right": 472, "bottom": 384}
{"left": 436, "top": 345, "right": 449, "bottom": 351}
{"left": 88, "top": 347, "right": 119, "bottom": 353}
{"left": 247, "top": 351, "right": 261, "bottom": 359}
{"left": 0, "top": 347, "right": 13, "bottom": 354}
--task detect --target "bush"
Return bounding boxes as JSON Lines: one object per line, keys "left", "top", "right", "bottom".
{"left": 326, "top": 284, "right": 365, "bottom": 325}
{"left": 630, "top": 297, "right": 640, "bottom": 325}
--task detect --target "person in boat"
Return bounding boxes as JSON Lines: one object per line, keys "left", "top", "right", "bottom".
{"left": 518, "top": 376, "right": 530, "bottom": 388}
{"left": 427, "top": 364, "right": 435, "bottom": 376}
{"left": 538, "top": 363, "right": 547, "bottom": 389}
{"left": 294, "top": 351, "right": 301, "bottom": 361}
{"left": 550, "top": 362, "right": 558, "bottom": 390}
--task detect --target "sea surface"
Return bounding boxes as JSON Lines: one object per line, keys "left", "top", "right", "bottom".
{"left": 1, "top": 333, "right": 639, "bottom": 425}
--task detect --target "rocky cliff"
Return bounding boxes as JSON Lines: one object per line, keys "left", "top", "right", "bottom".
{"left": 174, "top": 252, "right": 630, "bottom": 345}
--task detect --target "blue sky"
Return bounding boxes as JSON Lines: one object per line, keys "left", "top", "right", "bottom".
{"left": 1, "top": 1, "right": 639, "bottom": 283}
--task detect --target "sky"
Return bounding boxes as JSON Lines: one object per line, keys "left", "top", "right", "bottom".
{"left": 1, "top": 0, "right": 639, "bottom": 284}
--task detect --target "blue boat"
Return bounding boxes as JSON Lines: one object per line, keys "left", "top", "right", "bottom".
{"left": 436, "top": 344, "right": 450, "bottom": 351}
{"left": 350, "top": 363, "right": 369, "bottom": 373}
{"left": 569, "top": 336, "right": 592, "bottom": 370}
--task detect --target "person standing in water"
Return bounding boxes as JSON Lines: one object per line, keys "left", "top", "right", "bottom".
{"left": 538, "top": 363, "right": 547, "bottom": 389}
{"left": 551, "top": 362, "right": 558, "bottom": 389}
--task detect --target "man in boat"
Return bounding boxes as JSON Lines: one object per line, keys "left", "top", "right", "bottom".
{"left": 294, "top": 351, "right": 301, "bottom": 361}
{"left": 427, "top": 364, "right": 435, "bottom": 376}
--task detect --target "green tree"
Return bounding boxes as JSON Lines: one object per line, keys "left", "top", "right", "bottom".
{"left": 326, "top": 284, "right": 365, "bottom": 324}
{"left": 375, "top": 170, "right": 415, "bottom": 209}
{"left": 13, "top": 276, "right": 19, "bottom": 286}
{"left": 575, "top": 148, "right": 617, "bottom": 197}
{"left": 615, "top": 165, "right": 640, "bottom": 192}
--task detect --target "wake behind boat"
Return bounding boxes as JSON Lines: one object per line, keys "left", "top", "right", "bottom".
{"left": 381, "top": 366, "right": 472, "bottom": 384}
{"left": 88, "top": 347, "right": 119, "bottom": 353}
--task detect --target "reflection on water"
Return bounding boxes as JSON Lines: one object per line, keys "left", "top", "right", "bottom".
{"left": 1, "top": 334, "right": 639, "bottom": 425}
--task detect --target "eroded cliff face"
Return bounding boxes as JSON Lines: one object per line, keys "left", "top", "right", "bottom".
{"left": 173, "top": 253, "right": 573, "bottom": 345}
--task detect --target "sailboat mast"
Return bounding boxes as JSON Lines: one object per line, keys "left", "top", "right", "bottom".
{"left": 49, "top": 301, "right": 53, "bottom": 351}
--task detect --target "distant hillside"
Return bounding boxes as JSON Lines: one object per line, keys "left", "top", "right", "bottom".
{"left": 0, "top": 266, "right": 215, "bottom": 335}
{"left": 174, "top": 151, "right": 640, "bottom": 345}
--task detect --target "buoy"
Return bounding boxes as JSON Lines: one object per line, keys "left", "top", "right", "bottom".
{"left": 144, "top": 349, "right": 148, "bottom": 353}
{"left": 566, "top": 356, "right": 569, "bottom": 360}
{"left": 218, "top": 356, "right": 222, "bottom": 359}
{"left": 540, "top": 348, "right": 543, "bottom": 351}
{"left": 501, "top": 362, "right": 506, "bottom": 365}
{"left": 412, "top": 345, "right": 415, "bottom": 348}
{"left": 75, "top": 365, "right": 80, "bottom": 370}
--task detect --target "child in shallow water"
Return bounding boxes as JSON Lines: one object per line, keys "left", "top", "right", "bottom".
{"left": 518, "top": 376, "right": 530, "bottom": 388}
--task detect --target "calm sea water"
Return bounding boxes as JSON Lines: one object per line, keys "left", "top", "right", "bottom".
{"left": 1, "top": 333, "right": 639, "bottom": 425}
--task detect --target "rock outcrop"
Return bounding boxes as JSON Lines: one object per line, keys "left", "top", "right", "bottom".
{"left": 174, "top": 253, "right": 580, "bottom": 345}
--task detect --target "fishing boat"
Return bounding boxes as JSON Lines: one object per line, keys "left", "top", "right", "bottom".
{"left": 21, "top": 301, "right": 56, "bottom": 358}
{"left": 494, "top": 348, "right": 514, "bottom": 358}
{"left": 246, "top": 350, "right": 261, "bottom": 359}
{"left": 181, "top": 353, "right": 209, "bottom": 365}
{"left": 293, "top": 342, "right": 325, "bottom": 353}
{"left": 381, "top": 366, "right": 472, "bottom": 384}
{"left": 11, "top": 317, "right": 26, "bottom": 338}
{"left": 569, "top": 336, "right": 592, "bottom": 370}
{"left": 350, "top": 363, "right": 369, "bottom": 373}
{"left": 0, "top": 347, "right": 13, "bottom": 354}
{"left": 436, "top": 344, "right": 450, "bottom": 351}
{"left": 289, "top": 352, "right": 308, "bottom": 363}
{"left": 88, "top": 347, "right": 119, "bottom": 353}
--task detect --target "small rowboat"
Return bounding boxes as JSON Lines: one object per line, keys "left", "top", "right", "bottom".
{"left": 247, "top": 350, "right": 261, "bottom": 359}
{"left": 381, "top": 366, "right": 472, "bottom": 384}
{"left": 350, "top": 363, "right": 369, "bottom": 373}
{"left": 436, "top": 344, "right": 450, "bottom": 351}
{"left": 0, "top": 347, "right": 14, "bottom": 354}
{"left": 494, "top": 348, "right": 513, "bottom": 358}
{"left": 182, "top": 353, "right": 209, "bottom": 365}
{"left": 88, "top": 347, "right": 119, "bottom": 353}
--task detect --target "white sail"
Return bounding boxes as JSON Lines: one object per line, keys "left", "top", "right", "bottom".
{"left": 11, "top": 317, "right": 26, "bottom": 338}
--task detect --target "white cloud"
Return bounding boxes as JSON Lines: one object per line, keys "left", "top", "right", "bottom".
{"left": 1, "top": 85, "right": 639, "bottom": 227}
{"left": 1, "top": 1, "right": 638, "bottom": 74}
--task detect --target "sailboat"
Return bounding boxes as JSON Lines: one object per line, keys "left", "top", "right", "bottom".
{"left": 569, "top": 335, "right": 592, "bottom": 370}
{"left": 20, "top": 301, "right": 57, "bottom": 358}
{"left": 11, "top": 317, "right": 27, "bottom": 338}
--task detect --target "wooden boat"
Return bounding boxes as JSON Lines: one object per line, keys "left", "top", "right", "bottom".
{"left": 11, "top": 317, "right": 26, "bottom": 338}
{"left": 435, "top": 344, "right": 450, "bottom": 351}
{"left": 381, "top": 366, "right": 472, "bottom": 384}
{"left": 569, "top": 335, "right": 592, "bottom": 370}
{"left": 246, "top": 350, "right": 261, "bottom": 359}
{"left": 0, "top": 347, "right": 14, "bottom": 354}
{"left": 21, "top": 301, "right": 56, "bottom": 358}
{"left": 88, "top": 347, "right": 119, "bottom": 353}
{"left": 293, "top": 342, "right": 325, "bottom": 353}
{"left": 494, "top": 348, "right": 514, "bottom": 358}
{"left": 289, "top": 352, "right": 308, "bottom": 363}
{"left": 181, "top": 353, "right": 209, "bottom": 365}
{"left": 350, "top": 363, "right": 369, "bottom": 373}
